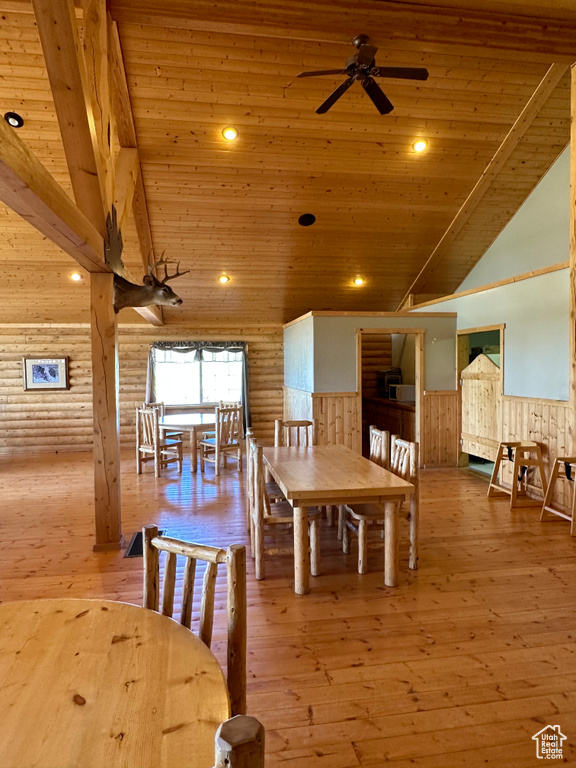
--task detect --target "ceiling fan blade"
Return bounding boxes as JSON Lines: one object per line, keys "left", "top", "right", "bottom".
{"left": 297, "top": 69, "right": 349, "bottom": 78}
{"left": 315, "top": 77, "right": 355, "bottom": 113}
{"left": 356, "top": 43, "right": 378, "bottom": 67}
{"left": 370, "top": 66, "right": 429, "bottom": 81}
{"left": 361, "top": 77, "right": 394, "bottom": 114}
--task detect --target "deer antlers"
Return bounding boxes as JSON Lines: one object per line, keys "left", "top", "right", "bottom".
{"left": 148, "top": 256, "right": 190, "bottom": 284}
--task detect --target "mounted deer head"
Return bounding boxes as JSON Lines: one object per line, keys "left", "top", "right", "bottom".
{"left": 113, "top": 258, "right": 190, "bottom": 312}
{"left": 104, "top": 206, "right": 190, "bottom": 313}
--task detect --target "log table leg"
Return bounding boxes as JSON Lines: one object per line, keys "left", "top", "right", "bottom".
{"left": 384, "top": 500, "right": 400, "bottom": 587}
{"left": 294, "top": 505, "right": 310, "bottom": 595}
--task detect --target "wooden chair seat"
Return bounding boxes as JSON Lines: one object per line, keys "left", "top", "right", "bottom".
{"left": 136, "top": 406, "right": 183, "bottom": 477}
{"left": 488, "top": 440, "right": 547, "bottom": 509}
{"left": 342, "top": 435, "right": 419, "bottom": 574}
{"left": 142, "top": 525, "right": 246, "bottom": 716}
{"left": 540, "top": 456, "right": 576, "bottom": 535}
{"left": 199, "top": 405, "right": 243, "bottom": 476}
{"left": 249, "top": 439, "right": 321, "bottom": 580}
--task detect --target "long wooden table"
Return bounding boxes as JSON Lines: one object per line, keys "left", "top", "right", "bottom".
{"left": 0, "top": 598, "right": 230, "bottom": 768}
{"left": 159, "top": 413, "right": 215, "bottom": 473}
{"left": 263, "top": 444, "right": 414, "bottom": 595}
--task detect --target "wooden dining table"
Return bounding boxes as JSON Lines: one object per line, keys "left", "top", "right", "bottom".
{"left": 0, "top": 598, "right": 230, "bottom": 768}
{"left": 159, "top": 412, "right": 215, "bottom": 472}
{"left": 263, "top": 444, "right": 414, "bottom": 595}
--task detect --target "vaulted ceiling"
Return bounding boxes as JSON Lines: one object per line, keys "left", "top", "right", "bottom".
{"left": 0, "top": 0, "right": 574, "bottom": 324}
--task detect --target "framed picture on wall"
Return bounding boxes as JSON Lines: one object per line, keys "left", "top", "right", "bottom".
{"left": 22, "top": 357, "right": 70, "bottom": 391}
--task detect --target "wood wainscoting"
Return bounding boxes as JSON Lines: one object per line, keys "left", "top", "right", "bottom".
{"left": 0, "top": 324, "right": 283, "bottom": 455}
{"left": 500, "top": 395, "right": 573, "bottom": 507}
{"left": 283, "top": 387, "right": 361, "bottom": 453}
{"left": 422, "top": 390, "right": 459, "bottom": 467}
{"left": 285, "top": 385, "right": 458, "bottom": 465}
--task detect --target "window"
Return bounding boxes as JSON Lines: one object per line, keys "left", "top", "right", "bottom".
{"left": 152, "top": 348, "right": 243, "bottom": 405}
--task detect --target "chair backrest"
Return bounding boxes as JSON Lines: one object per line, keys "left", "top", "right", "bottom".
{"left": 137, "top": 407, "right": 159, "bottom": 448}
{"left": 390, "top": 435, "right": 419, "bottom": 485}
{"left": 219, "top": 400, "right": 241, "bottom": 409}
{"left": 143, "top": 401, "right": 166, "bottom": 417}
{"left": 274, "top": 419, "right": 317, "bottom": 447}
{"left": 369, "top": 425, "right": 390, "bottom": 468}
{"left": 216, "top": 406, "right": 243, "bottom": 447}
{"left": 143, "top": 524, "right": 247, "bottom": 716}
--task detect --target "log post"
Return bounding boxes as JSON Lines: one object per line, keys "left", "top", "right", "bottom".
{"left": 214, "top": 716, "right": 265, "bottom": 768}
{"left": 91, "top": 273, "right": 122, "bottom": 550}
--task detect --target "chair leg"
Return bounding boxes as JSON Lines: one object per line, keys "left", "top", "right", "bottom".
{"left": 310, "top": 519, "right": 320, "bottom": 576}
{"left": 254, "top": 516, "right": 264, "bottom": 580}
{"left": 541, "top": 459, "right": 560, "bottom": 521}
{"left": 200, "top": 445, "right": 205, "bottom": 473}
{"left": 337, "top": 505, "right": 345, "bottom": 540}
{"left": 215, "top": 443, "right": 220, "bottom": 476}
{"left": 177, "top": 444, "right": 183, "bottom": 474}
{"left": 154, "top": 449, "right": 161, "bottom": 478}
{"left": 238, "top": 443, "right": 243, "bottom": 474}
{"left": 487, "top": 447, "right": 504, "bottom": 498}
{"left": 510, "top": 452, "right": 521, "bottom": 509}
{"left": 136, "top": 448, "right": 142, "bottom": 475}
{"left": 357, "top": 519, "right": 367, "bottom": 574}
{"left": 342, "top": 515, "right": 350, "bottom": 554}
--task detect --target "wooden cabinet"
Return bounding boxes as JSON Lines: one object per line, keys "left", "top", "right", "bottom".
{"left": 363, "top": 397, "right": 416, "bottom": 445}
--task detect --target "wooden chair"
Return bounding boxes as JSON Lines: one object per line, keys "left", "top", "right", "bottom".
{"left": 540, "top": 456, "right": 576, "bottom": 535}
{"left": 143, "top": 401, "right": 184, "bottom": 441}
{"left": 199, "top": 406, "right": 243, "bottom": 476}
{"left": 336, "top": 425, "right": 389, "bottom": 539}
{"left": 249, "top": 439, "right": 321, "bottom": 580}
{"left": 342, "top": 435, "right": 419, "bottom": 573}
{"left": 136, "top": 407, "right": 183, "bottom": 477}
{"left": 274, "top": 418, "right": 317, "bottom": 447}
{"left": 143, "top": 524, "right": 247, "bottom": 716}
{"left": 488, "top": 441, "right": 547, "bottom": 509}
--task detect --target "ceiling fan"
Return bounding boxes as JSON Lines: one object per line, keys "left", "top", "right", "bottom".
{"left": 297, "top": 34, "right": 429, "bottom": 115}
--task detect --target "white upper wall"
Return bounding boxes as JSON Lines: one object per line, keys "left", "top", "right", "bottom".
{"left": 413, "top": 144, "right": 570, "bottom": 401}
{"left": 284, "top": 315, "right": 314, "bottom": 391}
{"left": 458, "top": 145, "right": 569, "bottom": 292}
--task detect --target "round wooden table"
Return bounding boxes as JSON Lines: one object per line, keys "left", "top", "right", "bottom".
{"left": 0, "top": 598, "right": 230, "bottom": 768}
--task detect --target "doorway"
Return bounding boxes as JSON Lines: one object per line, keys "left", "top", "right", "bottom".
{"left": 357, "top": 328, "right": 423, "bottom": 458}
{"left": 457, "top": 325, "right": 504, "bottom": 475}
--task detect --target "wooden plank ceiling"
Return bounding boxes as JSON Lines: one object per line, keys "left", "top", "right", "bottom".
{"left": 0, "top": 0, "right": 573, "bottom": 324}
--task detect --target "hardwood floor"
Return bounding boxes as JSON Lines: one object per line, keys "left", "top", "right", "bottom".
{"left": 1, "top": 450, "right": 576, "bottom": 766}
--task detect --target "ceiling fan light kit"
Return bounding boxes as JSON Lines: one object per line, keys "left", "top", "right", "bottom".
{"left": 297, "top": 35, "right": 429, "bottom": 115}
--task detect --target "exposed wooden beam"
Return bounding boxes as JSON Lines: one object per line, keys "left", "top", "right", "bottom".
{"left": 0, "top": 115, "right": 107, "bottom": 273}
{"left": 113, "top": 148, "right": 139, "bottom": 230}
{"left": 109, "top": 18, "right": 163, "bottom": 324}
{"left": 398, "top": 62, "right": 569, "bottom": 308}
{"left": 32, "top": 0, "right": 107, "bottom": 238}
{"left": 90, "top": 273, "right": 122, "bottom": 550}
{"left": 81, "top": 0, "right": 114, "bottom": 212}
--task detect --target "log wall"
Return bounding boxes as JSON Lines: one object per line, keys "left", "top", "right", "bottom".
{"left": 0, "top": 324, "right": 283, "bottom": 455}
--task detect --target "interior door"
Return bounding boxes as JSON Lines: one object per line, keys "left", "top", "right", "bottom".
{"left": 461, "top": 353, "right": 501, "bottom": 460}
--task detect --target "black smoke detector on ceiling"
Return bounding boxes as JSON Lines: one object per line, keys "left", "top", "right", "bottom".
{"left": 298, "top": 213, "right": 316, "bottom": 226}
{"left": 4, "top": 111, "right": 24, "bottom": 128}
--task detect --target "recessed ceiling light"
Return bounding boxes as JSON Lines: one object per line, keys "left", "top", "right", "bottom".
{"left": 353, "top": 276, "right": 365, "bottom": 286}
{"left": 412, "top": 139, "right": 428, "bottom": 153}
{"left": 298, "top": 213, "right": 316, "bottom": 227}
{"left": 222, "top": 126, "right": 238, "bottom": 141}
{"left": 4, "top": 111, "right": 24, "bottom": 128}
{"left": 70, "top": 272, "right": 83, "bottom": 282}
{"left": 219, "top": 274, "right": 231, "bottom": 284}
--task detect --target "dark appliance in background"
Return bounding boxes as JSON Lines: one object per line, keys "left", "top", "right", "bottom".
{"left": 376, "top": 367, "right": 402, "bottom": 398}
